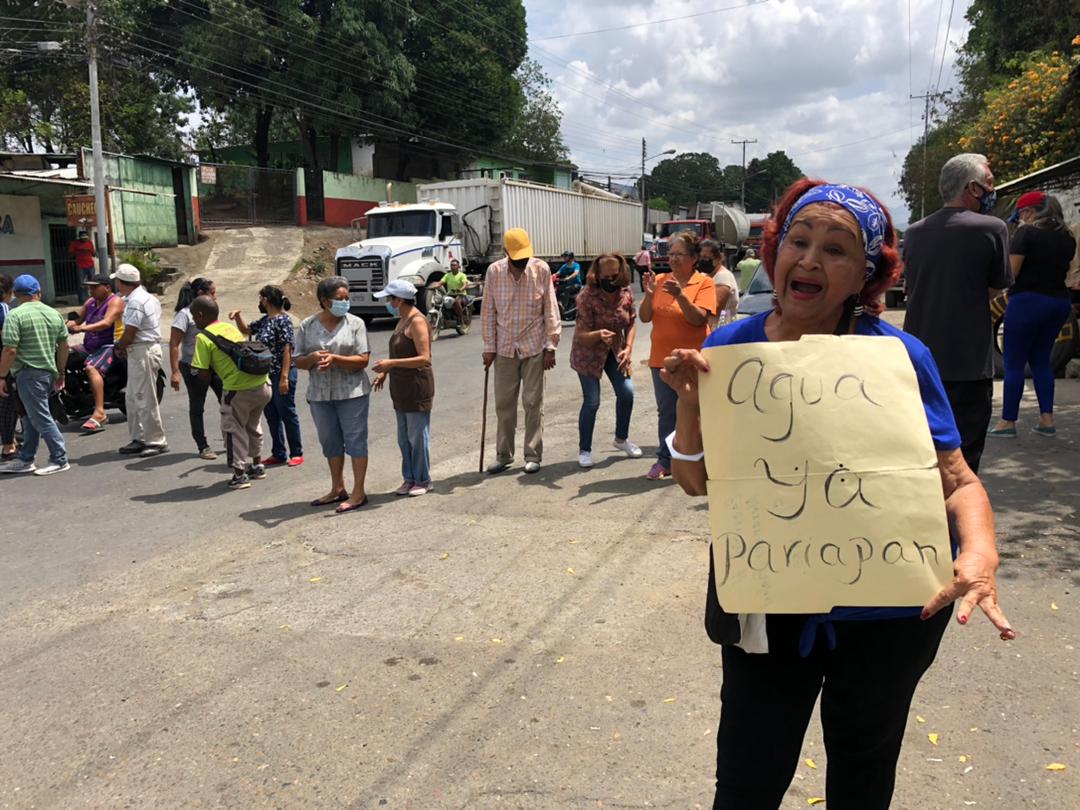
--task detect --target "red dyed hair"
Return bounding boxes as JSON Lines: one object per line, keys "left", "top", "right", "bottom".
{"left": 761, "top": 178, "right": 902, "bottom": 317}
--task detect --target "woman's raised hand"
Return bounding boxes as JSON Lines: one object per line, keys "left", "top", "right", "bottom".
{"left": 642, "top": 271, "right": 656, "bottom": 295}
{"left": 660, "top": 349, "right": 710, "bottom": 408}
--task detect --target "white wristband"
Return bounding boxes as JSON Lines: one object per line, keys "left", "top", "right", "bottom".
{"left": 665, "top": 431, "right": 704, "bottom": 463}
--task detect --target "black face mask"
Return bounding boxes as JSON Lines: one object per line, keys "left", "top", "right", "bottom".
{"left": 258, "top": 302, "right": 267, "bottom": 314}
{"left": 599, "top": 279, "right": 619, "bottom": 293}
{"left": 509, "top": 257, "right": 529, "bottom": 271}
{"left": 695, "top": 258, "right": 713, "bottom": 274}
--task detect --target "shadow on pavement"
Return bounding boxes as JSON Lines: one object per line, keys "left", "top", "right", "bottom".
{"left": 130, "top": 483, "right": 233, "bottom": 504}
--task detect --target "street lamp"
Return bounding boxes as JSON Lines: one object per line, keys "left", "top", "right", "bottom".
{"left": 641, "top": 141, "right": 677, "bottom": 234}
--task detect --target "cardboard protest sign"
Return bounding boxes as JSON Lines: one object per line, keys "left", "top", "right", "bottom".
{"left": 699, "top": 334, "right": 953, "bottom": 613}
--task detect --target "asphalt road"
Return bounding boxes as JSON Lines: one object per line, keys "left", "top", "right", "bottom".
{"left": 1, "top": 305, "right": 1077, "bottom": 809}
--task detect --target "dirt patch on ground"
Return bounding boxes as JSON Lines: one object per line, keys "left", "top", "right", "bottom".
{"left": 155, "top": 234, "right": 217, "bottom": 303}
{"left": 281, "top": 226, "right": 355, "bottom": 319}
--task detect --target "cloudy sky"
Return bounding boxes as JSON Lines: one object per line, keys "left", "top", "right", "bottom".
{"left": 523, "top": 0, "right": 972, "bottom": 227}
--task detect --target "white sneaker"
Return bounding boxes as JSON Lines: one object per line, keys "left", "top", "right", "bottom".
{"left": 524, "top": 461, "right": 541, "bottom": 474}
{"left": 578, "top": 451, "right": 594, "bottom": 468}
{"left": 613, "top": 438, "right": 643, "bottom": 458}
{"left": 0, "top": 459, "right": 36, "bottom": 474}
{"left": 33, "top": 461, "right": 70, "bottom": 476}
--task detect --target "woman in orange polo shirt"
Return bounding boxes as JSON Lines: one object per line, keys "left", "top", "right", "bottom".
{"left": 640, "top": 230, "right": 718, "bottom": 479}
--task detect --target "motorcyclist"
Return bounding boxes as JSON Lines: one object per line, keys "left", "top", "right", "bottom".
{"left": 66, "top": 274, "right": 124, "bottom": 432}
{"left": 555, "top": 251, "right": 582, "bottom": 291}
{"left": 555, "top": 251, "right": 582, "bottom": 314}
{"left": 429, "top": 259, "right": 470, "bottom": 321}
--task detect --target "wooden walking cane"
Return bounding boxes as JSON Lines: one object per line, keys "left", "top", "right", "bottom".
{"left": 479, "top": 365, "right": 490, "bottom": 473}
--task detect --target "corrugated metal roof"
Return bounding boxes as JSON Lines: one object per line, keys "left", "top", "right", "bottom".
{"left": 0, "top": 172, "right": 92, "bottom": 188}
{"left": 996, "top": 155, "right": 1080, "bottom": 192}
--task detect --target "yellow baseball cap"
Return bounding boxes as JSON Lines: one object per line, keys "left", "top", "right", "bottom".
{"left": 503, "top": 228, "right": 533, "bottom": 261}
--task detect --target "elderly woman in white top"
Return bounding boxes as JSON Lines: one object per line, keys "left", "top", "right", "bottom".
{"left": 294, "top": 276, "right": 372, "bottom": 514}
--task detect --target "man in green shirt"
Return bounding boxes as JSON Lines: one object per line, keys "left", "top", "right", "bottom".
{"left": 0, "top": 275, "right": 70, "bottom": 475}
{"left": 431, "top": 259, "right": 470, "bottom": 320}
{"left": 189, "top": 296, "right": 271, "bottom": 490}
{"left": 736, "top": 248, "right": 761, "bottom": 293}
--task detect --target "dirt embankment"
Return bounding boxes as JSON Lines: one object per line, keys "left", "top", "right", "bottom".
{"left": 281, "top": 226, "right": 355, "bottom": 319}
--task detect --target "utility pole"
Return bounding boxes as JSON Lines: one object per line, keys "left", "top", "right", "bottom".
{"left": 641, "top": 138, "right": 647, "bottom": 234}
{"left": 731, "top": 138, "right": 757, "bottom": 209}
{"left": 84, "top": 0, "right": 110, "bottom": 270}
{"left": 910, "top": 90, "right": 951, "bottom": 220}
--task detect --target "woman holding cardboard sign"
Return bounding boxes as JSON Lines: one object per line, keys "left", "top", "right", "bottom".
{"left": 662, "top": 179, "right": 1014, "bottom": 810}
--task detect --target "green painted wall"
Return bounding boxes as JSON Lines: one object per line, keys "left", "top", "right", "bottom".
{"left": 323, "top": 171, "right": 417, "bottom": 203}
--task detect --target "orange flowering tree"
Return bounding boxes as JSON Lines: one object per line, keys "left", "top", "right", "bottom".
{"left": 957, "top": 38, "right": 1080, "bottom": 179}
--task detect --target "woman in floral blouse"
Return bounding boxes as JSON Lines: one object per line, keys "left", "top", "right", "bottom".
{"left": 231, "top": 284, "right": 303, "bottom": 466}
{"left": 570, "top": 253, "right": 642, "bottom": 468}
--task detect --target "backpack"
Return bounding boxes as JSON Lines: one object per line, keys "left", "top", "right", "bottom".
{"left": 198, "top": 328, "right": 273, "bottom": 376}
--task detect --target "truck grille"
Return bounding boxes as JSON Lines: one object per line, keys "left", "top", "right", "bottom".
{"left": 656, "top": 242, "right": 669, "bottom": 257}
{"left": 338, "top": 257, "right": 386, "bottom": 292}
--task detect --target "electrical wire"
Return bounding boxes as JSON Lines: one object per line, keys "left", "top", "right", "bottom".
{"left": 932, "top": 0, "right": 957, "bottom": 96}
{"left": 161, "top": 0, "right": 645, "bottom": 155}
{"left": 536, "top": 0, "right": 769, "bottom": 41}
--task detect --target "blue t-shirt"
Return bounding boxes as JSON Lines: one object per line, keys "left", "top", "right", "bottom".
{"left": 702, "top": 311, "right": 962, "bottom": 654}
{"left": 556, "top": 262, "right": 581, "bottom": 282}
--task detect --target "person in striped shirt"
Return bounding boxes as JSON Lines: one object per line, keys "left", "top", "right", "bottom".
{"left": 480, "top": 228, "right": 561, "bottom": 474}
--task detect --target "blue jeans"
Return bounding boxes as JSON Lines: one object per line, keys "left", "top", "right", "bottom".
{"left": 1002, "top": 292, "right": 1072, "bottom": 421}
{"left": 577, "top": 351, "right": 634, "bottom": 451}
{"left": 651, "top": 367, "right": 678, "bottom": 469}
{"left": 396, "top": 410, "right": 431, "bottom": 485}
{"left": 265, "top": 368, "right": 303, "bottom": 460}
{"left": 15, "top": 367, "right": 67, "bottom": 466}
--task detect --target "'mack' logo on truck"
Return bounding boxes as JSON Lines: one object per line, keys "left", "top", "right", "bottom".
{"left": 339, "top": 256, "right": 386, "bottom": 294}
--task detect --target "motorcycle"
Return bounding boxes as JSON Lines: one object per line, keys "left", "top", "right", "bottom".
{"left": 426, "top": 287, "right": 473, "bottom": 342}
{"left": 57, "top": 313, "right": 166, "bottom": 423}
{"left": 555, "top": 280, "right": 580, "bottom": 322}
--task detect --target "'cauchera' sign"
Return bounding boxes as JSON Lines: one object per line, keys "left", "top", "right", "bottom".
{"left": 699, "top": 335, "right": 952, "bottom": 613}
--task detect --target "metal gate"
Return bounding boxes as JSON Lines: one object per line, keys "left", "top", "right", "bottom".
{"left": 49, "top": 224, "right": 79, "bottom": 298}
{"left": 196, "top": 164, "right": 296, "bottom": 228}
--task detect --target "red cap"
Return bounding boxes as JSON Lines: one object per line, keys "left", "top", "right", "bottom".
{"left": 1015, "top": 191, "right": 1046, "bottom": 210}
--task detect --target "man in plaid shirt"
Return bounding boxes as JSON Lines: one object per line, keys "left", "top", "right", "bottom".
{"left": 480, "top": 228, "right": 561, "bottom": 474}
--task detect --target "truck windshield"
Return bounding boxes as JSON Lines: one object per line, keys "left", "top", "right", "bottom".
{"left": 367, "top": 211, "right": 436, "bottom": 238}
{"left": 660, "top": 222, "right": 703, "bottom": 238}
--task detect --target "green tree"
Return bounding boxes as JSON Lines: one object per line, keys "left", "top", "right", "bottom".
{"left": 898, "top": 123, "right": 965, "bottom": 219}
{"left": 0, "top": 0, "right": 190, "bottom": 157}
{"left": 404, "top": 0, "right": 528, "bottom": 167}
{"left": 646, "top": 152, "right": 725, "bottom": 208}
{"left": 744, "top": 151, "right": 804, "bottom": 212}
{"left": 499, "top": 58, "right": 569, "bottom": 162}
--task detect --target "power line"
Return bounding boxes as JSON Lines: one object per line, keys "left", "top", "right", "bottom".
{"left": 162, "top": 0, "right": 643, "bottom": 155}
{"left": 932, "top": 0, "right": 958, "bottom": 95}
{"left": 925, "top": 0, "right": 946, "bottom": 91}
{"left": 429, "top": 0, "right": 742, "bottom": 146}
{"left": 536, "top": 0, "right": 769, "bottom": 41}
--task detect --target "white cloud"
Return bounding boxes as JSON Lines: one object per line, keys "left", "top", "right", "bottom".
{"left": 524, "top": 0, "right": 973, "bottom": 226}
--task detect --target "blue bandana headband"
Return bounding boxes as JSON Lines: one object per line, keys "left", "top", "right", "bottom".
{"left": 778, "top": 183, "right": 887, "bottom": 280}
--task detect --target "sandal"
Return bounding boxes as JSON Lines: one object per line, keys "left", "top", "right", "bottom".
{"left": 310, "top": 491, "right": 349, "bottom": 507}
{"left": 81, "top": 416, "right": 108, "bottom": 433}
{"left": 335, "top": 496, "right": 369, "bottom": 515}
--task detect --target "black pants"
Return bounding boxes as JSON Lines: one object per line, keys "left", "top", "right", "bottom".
{"left": 942, "top": 379, "right": 992, "bottom": 474}
{"left": 179, "top": 361, "right": 223, "bottom": 451}
{"left": 713, "top": 609, "right": 951, "bottom": 810}
{"left": 0, "top": 374, "right": 18, "bottom": 446}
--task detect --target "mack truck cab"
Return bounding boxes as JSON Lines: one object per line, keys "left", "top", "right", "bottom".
{"left": 335, "top": 201, "right": 472, "bottom": 320}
